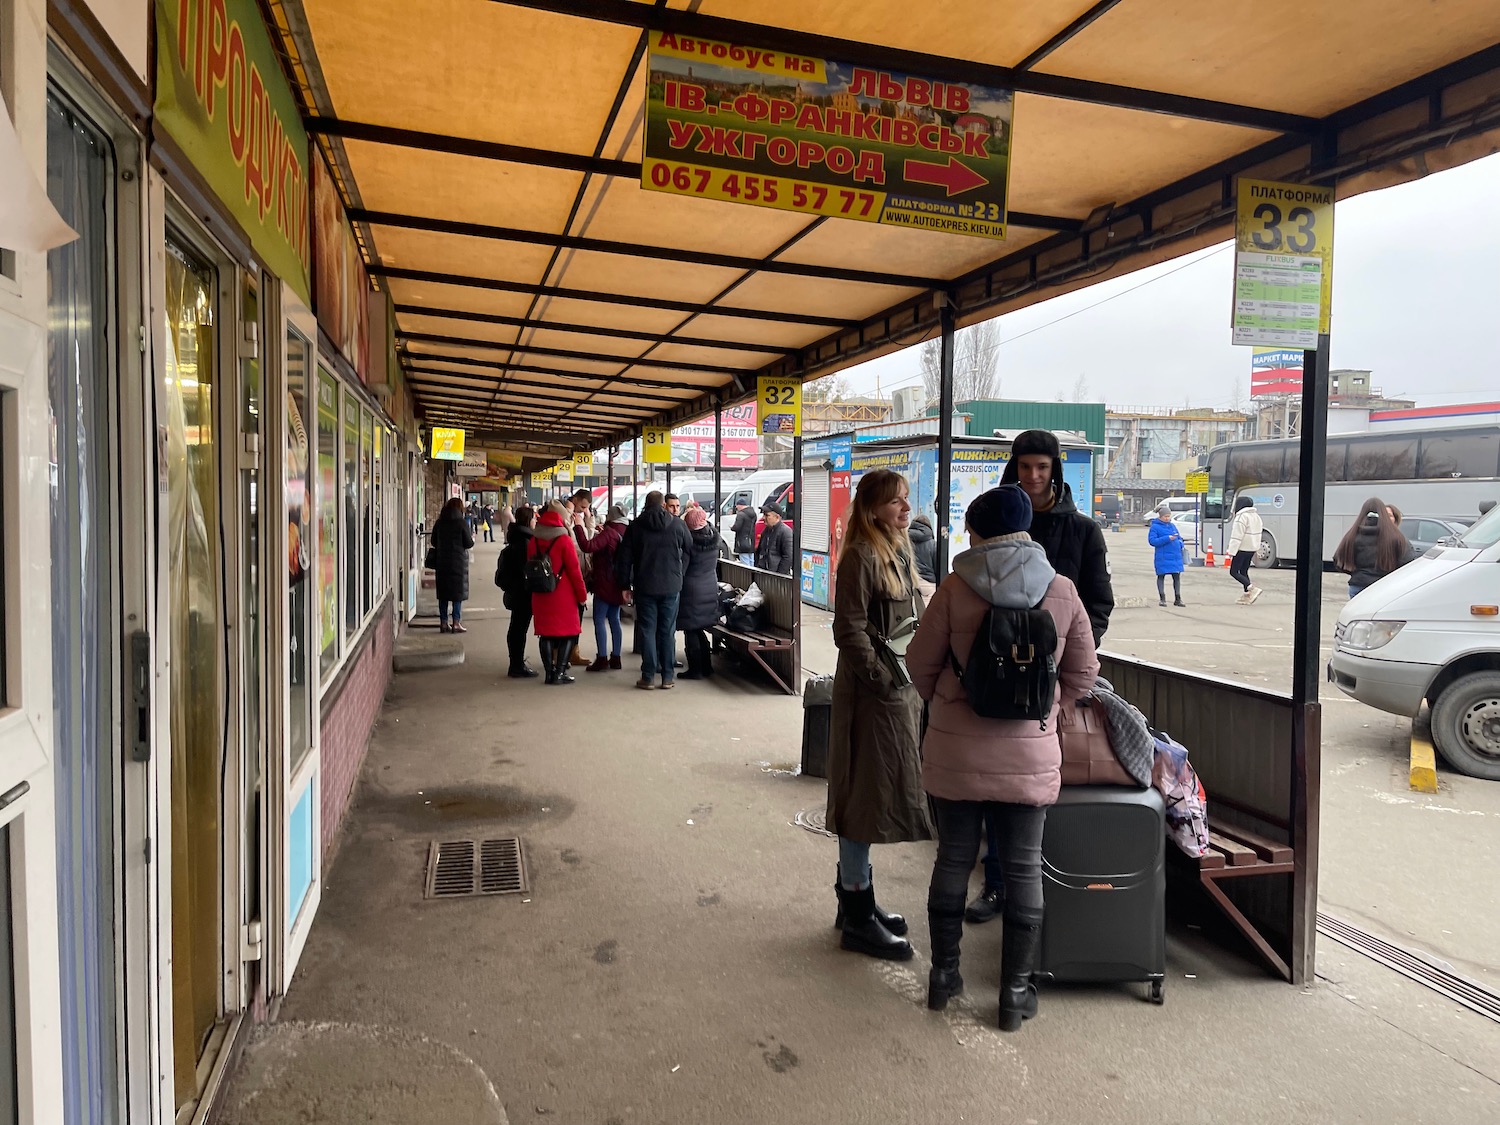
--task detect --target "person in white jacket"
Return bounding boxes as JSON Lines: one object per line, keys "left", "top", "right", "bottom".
{"left": 1226, "top": 495, "right": 1264, "bottom": 604}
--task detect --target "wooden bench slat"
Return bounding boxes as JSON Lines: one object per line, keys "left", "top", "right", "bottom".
{"left": 1208, "top": 832, "right": 1258, "bottom": 867}
{"left": 1197, "top": 849, "right": 1226, "bottom": 870}
{"left": 1215, "top": 823, "right": 1294, "bottom": 865}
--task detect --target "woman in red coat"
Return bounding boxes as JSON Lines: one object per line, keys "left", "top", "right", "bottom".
{"left": 529, "top": 503, "right": 589, "bottom": 684}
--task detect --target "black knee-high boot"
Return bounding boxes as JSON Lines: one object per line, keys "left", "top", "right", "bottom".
{"left": 998, "top": 907, "right": 1044, "bottom": 1031}
{"left": 553, "top": 637, "right": 576, "bottom": 684}
{"left": 926, "top": 899, "right": 966, "bottom": 1010}
{"left": 539, "top": 638, "right": 557, "bottom": 684}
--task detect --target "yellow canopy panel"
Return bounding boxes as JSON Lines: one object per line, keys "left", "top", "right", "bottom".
{"left": 270, "top": 0, "right": 1500, "bottom": 456}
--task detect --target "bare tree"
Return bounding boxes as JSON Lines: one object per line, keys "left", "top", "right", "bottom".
{"left": 1071, "top": 373, "right": 1092, "bottom": 402}
{"left": 1227, "top": 374, "right": 1244, "bottom": 413}
{"left": 920, "top": 319, "right": 1002, "bottom": 406}
{"left": 802, "top": 373, "right": 851, "bottom": 403}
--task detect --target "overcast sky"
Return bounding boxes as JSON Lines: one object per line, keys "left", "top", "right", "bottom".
{"left": 835, "top": 151, "right": 1500, "bottom": 411}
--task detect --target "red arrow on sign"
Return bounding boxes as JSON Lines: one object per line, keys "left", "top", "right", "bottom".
{"left": 903, "top": 156, "right": 990, "bottom": 197}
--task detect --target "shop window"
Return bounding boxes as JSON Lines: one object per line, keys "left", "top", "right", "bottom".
{"left": 342, "top": 390, "right": 360, "bottom": 637}
{"left": 372, "top": 426, "right": 383, "bottom": 598}
{"left": 316, "top": 371, "right": 339, "bottom": 675}
{"left": 360, "top": 407, "right": 372, "bottom": 617}
{"left": 286, "top": 333, "right": 312, "bottom": 770}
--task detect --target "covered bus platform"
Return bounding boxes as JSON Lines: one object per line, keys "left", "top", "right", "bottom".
{"left": 62, "top": 0, "right": 1500, "bottom": 1119}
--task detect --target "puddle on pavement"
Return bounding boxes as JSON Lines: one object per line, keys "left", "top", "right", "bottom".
{"left": 361, "top": 783, "right": 575, "bottom": 831}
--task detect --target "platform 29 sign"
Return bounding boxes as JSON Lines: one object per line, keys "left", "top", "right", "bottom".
{"left": 643, "top": 34, "right": 1013, "bottom": 239}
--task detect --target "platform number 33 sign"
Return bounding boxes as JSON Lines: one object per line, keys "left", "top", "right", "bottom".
{"left": 758, "top": 377, "right": 802, "bottom": 437}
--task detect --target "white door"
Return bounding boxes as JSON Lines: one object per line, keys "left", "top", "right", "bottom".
{"left": 276, "top": 299, "right": 321, "bottom": 985}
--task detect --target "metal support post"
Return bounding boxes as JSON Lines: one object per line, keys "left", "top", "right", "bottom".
{"left": 713, "top": 396, "right": 723, "bottom": 534}
{"left": 1288, "top": 332, "right": 1329, "bottom": 986}
{"left": 633, "top": 432, "right": 641, "bottom": 514}
{"left": 935, "top": 294, "right": 957, "bottom": 578}
{"left": 607, "top": 445, "right": 615, "bottom": 510}
{"left": 792, "top": 433, "right": 803, "bottom": 692}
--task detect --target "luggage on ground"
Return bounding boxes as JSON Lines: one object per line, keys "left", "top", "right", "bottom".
{"left": 1037, "top": 785, "right": 1167, "bottom": 1004}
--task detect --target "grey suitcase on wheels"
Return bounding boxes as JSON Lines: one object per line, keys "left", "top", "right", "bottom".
{"left": 1038, "top": 785, "right": 1166, "bottom": 1003}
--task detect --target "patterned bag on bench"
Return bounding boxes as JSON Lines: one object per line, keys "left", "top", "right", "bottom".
{"left": 1151, "top": 731, "right": 1211, "bottom": 858}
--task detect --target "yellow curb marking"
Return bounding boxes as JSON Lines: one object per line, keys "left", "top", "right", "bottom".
{"left": 1409, "top": 727, "right": 1439, "bottom": 794}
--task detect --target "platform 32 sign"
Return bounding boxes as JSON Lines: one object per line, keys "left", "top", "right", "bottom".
{"left": 643, "top": 33, "right": 1013, "bottom": 239}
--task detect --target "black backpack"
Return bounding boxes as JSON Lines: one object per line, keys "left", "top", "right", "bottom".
{"left": 948, "top": 601, "right": 1059, "bottom": 729}
{"left": 524, "top": 538, "right": 560, "bottom": 594}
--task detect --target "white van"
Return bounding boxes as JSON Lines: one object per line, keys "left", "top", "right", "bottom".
{"left": 1329, "top": 503, "right": 1500, "bottom": 780}
{"left": 715, "top": 469, "right": 794, "bottom": 551}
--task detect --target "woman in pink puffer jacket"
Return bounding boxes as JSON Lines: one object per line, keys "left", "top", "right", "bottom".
{"left": 906, "top": 484, "right": 1098, "bottom": 1032}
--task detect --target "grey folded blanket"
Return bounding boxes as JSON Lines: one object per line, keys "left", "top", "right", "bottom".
{"left": 1089, "top": 677, "right": 1155, "bottom": 787}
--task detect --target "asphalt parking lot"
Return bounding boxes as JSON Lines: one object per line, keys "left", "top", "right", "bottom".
{"left": 1098, "top": 525, "right": 1498, "bottom": 985}
{"left": 801, "top": 525, "right": 1499, "bottom": 984}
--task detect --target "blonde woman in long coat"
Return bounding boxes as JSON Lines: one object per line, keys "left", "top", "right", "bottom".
{"left": 826, "top": 469, "right": 933, "bottom": 961}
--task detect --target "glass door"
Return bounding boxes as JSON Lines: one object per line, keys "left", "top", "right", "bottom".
{"left": 281, "top": 316, "right": 319, "bottom": 977}
{"left": 162, "top": 238, "right": 225, "bottom": 1111}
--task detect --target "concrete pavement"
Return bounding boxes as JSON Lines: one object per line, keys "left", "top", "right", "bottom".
{"left": 218, "top": 539, "right": 1500, "bottom": 1123}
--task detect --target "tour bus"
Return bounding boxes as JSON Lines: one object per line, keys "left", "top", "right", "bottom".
{"left": 1203, "top": 424, "right": 1500, "bottom": 566}
{"left": 1330, "top": 502, "right": 1500, "bottom": 780}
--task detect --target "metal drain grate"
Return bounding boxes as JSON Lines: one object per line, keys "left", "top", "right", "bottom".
{"left": 425, "top": 838, "right": 528, "bottom": 899}
{"left": 1318, "top": 912, "right": 1500, "bottom": 1024}
{"left": 793, "top": 809, "right": 836, "bottom": 838}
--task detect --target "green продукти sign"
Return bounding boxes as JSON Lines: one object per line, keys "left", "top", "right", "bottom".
{"left": 155, "top": 0, "right": 311, "bottom": 302}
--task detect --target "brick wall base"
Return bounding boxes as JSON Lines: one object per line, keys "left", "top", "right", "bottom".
{"left": 318, "top": 600, "right": 395, "bottom": 867}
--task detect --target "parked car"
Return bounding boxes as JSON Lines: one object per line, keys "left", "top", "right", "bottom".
{"left": 1329, "top": 504, "right": 1500, "bottom": 780}
{"left": 1403, "top": 516, "right": 1474, "bottom": 557}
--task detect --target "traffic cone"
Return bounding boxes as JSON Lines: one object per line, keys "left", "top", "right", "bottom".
{"left": 1205, "top": 544, "right": 1214, "bottom": 568}
{"left": 1224, "top": 552, "right": 1233, "bottom": 568}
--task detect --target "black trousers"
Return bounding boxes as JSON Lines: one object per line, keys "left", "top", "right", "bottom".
{"left": 1229, "top": 550, "right": 1255, "bottom": 591}
{"left": 930, "top": 798, "right": 1047, "bottom": 918}
{"left": 507, "top": 597, "right": 533, "bottom": 670}
{"left": 683, "top": 628, "right": 712, "bottom": 675}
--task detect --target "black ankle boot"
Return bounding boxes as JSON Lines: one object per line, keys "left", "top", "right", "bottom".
{"left": 998, "top": 909, "right": 1044, "bottom": 1031}
{"left": 926, "top": 903, "right": 966, "bottom": 1010}
{"left": 553, "top": 644, "right": 575, "bottom": 684}
{"left": 835, "top": 884, "right": 913, "bottom": 961}
{"left": 832, "top": 865, "right": 907, "bottom": 936}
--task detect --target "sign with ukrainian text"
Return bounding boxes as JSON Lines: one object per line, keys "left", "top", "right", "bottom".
{"left": 643, "top": 35, "right": 1013, "bottom": 239}
{"left": 573, "top": 451, "right": 593, "bottom": 476}
{"left": 1232, "top": 178, "right": 1334, "bottom": 347}
{"left": 429, "top": 427, "right": 465, "bottom": 461}
{"left": 154, "top": 0, "right": 310, "bottom": 302}
{"left": 758, "top": 377, "right": 803, "bottom": 437}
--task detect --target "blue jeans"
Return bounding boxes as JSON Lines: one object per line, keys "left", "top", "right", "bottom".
{"left": 634, "top": 592, "right": 680, "bottom": 682}
{"left": 838, "top": 837, "right": 872, "bottom": 890}
{"left": 593, "top": 599, "right": 623, "bottom": 657}
{"left": 737, "top": 552, "right": 754, "bottom": 566}
{"left": 439, "top": 599, "right": 462, "bottom": 623}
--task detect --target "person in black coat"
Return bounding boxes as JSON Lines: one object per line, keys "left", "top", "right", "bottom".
{"left": 908, "top": 513, "right": 938, "bottom": 587}
{"left": 677, "top": 505, "right": 722, "bottom": 679}
{"left": 731, "top": 500, "right": 758, "bottom": 564}
{"left": 965, "top": 429, "right": 1117, "bottom": 928}
{"left": 496, "top": 506, "right": 538, "bottom": 677}
{"left": 430, "top": 496, "right": 475, "bottom": 633}
{"left": 1000, "top": 429, "right": 1114, "bottom": 645}
{"left": 755, "top": 502, "right": 794, "bottom": 575}
{"left": 616, "top": 491, "right": 695, "bottom": 688}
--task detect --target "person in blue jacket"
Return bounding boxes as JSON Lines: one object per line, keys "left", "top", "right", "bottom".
{"left": 1148, "top": 503, "right": 1186, "bottom": 607}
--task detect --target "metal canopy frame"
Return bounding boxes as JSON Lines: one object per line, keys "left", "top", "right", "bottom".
{"left": 275, "top": 0, "right": 1500, "bottom": 459}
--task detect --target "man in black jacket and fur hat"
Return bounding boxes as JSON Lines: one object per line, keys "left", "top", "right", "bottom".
{"left": 965, "top": 429, "right": 1116, "bottom": 925}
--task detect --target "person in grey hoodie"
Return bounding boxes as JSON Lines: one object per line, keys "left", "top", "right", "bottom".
{"left": 906, "top": 484, "right": 1099, "bottom": 1031}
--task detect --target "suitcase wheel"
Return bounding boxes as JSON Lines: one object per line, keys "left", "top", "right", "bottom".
{"left": 1148, "top": 979, "right": 1165, "bottom": 1005}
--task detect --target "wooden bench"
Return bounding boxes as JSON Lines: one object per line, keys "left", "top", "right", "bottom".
{"left": 714, "top": 559, "right": 800, "bottom": 696}
{"left": 1186, "top": 818, "right": 1298, "bottom": 980}
{"left": 1101, "top": 653, "right": 1314, "bottom": 984}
